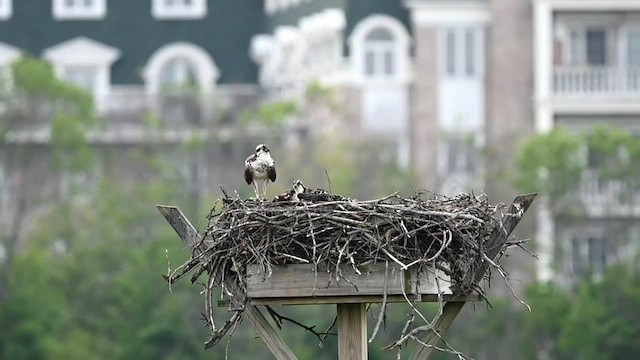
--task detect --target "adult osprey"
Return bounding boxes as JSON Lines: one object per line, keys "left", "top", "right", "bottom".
{"left": 244, "top": 144, "right": 276, "bottom": 200}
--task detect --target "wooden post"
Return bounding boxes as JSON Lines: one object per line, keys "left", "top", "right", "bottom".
{"left": 337, "top": 303, "right": 367, "bottom": 360}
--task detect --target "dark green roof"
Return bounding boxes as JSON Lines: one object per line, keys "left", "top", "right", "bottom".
{"left": 0, "top": 0, "right": 263, "bottom": 84}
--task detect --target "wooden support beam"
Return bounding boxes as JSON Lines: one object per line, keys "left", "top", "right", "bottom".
{"left": 244, "top": 306, "right": 298, "bottom": 360}
{"left": 410, "top": 193, "right": 537, "bottom": 360}
{"left": 337, "top": 303, "right": 367, "bottom": 360}
{"left": 157, "top": 205, "right": 297, "bottom": 360}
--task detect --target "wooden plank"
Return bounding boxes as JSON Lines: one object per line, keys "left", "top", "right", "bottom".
{"left": 156, "top": 205, "right": 203, "bottom": 250}
{"left": 249, "top": 294, "right": 421, "bottom": 306}
{"left": 217, "top": 294, "right": 478, "bottom": 307}
{"left": 414, "top": 268, "right": 452, "bottom": 295}
{"left": 337, "top": 303, "right": 367, "bottom": 360}
{"left": 419, "top": 294, "right": 480, "bottom": 302}
{"left": 247, "top": 263, "right": 414, "bottom": 298}
{"left": 410, "top": 193, "right": 537, "bottom": 360}
{"left": 157, "top": 205, "right": 297, "bottom": 360}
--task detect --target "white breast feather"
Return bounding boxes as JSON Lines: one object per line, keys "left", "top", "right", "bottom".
{"left": 249, "top": 153, "right": 274, "bottom": 180}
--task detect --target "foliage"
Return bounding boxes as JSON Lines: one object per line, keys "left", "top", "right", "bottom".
{"left": 305, "top": 81, "right": 339, "bottom": 112}
{"left": 240, "top": 100, "right": 297, "bottom": 127}
{"left": 515, "top": 127, "right": 583, "bottom": 199}
{"left": 519, "top": 283, "right": 573, "bottom": 359}
{"left": 586, "top": 124, "right": 640, "bottom": 181}
{"left": 8, "top": 56, "right": 96, "bottom": 172}
{"left": 516, "top": 124, "right": 639, "bottom": 209}
{"left": 560, "top": 266, "right": 640, "bottom": 360}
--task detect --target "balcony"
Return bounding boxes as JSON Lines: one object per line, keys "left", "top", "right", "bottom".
{"left": 579, "top": 170, "right": 640, "bottom": 218}
{"left": 554, "top": 66, "right": 640, "bottom": 97}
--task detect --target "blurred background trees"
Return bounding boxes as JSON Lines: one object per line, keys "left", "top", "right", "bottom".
{"left": 1, "top": 57, "right": 640, "bottom": 360}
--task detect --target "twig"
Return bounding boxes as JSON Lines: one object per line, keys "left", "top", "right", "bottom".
{"left": 369, "top": 260, "right": 389, "bottom": 343}
{"left": 265, "top": 305, "right": 336, "bottom": 342}
{"left": 324, "top": 168, "right": 332, "bottom": 193}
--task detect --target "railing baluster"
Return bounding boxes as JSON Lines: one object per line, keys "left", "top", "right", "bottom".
{"left": 553, "top": 66, "right": 640, "bottom": 96}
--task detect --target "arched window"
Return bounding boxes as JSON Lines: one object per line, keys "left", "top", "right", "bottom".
{"left": 159, "top": 57, "right": 198, "bottom": 93}
{"left": 364, "top": 27, "right": 396, "bottom": 78}
{"left": 144, "top": 42, "right": 218, "bottom": 95}
{"left": 349, "top": 15, "right": 410, "bottom": 83}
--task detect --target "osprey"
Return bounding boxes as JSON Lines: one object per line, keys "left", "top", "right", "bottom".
{"left": 273, "top": 180, "right": 306, "bottom": 202}
{"left": 244, "top": 144, "right": 276, "bottom": 200}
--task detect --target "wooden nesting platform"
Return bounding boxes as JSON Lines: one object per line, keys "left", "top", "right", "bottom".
{"left": 158, "top": 193, "right": 536, "bottom": 360}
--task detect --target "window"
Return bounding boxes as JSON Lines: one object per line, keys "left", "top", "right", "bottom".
{"left": 152, "top": 0, "right": 207, "bottom": 20}
{"left": 464, "top": 29, "right": 475, "bottom": 76}
{"left": 160, "top": 58, "right": 198, "bottom": 92}
{"left": 364, "top": 27, "right": 395, "bottom": 78}
{"left": 52, "top": 0, "right": 106, "bottom": 20}
{"left": 568, "top": 27, "right": 608, "bottom": 66}
{"left": 63, "top": 66, "right": 99, "bottom": 94}
{"left": 351, "top": 15, "right": 410, "bottom": 83}
{"left": 144, "top": 42, "right": 219, "bottom": 95}
{"left": 627, "top": 29, "right": 640, "bottom": 68}
{"left": 0, "top": 0, "right": 12, "bottom": 20}
{"left": 570, "top": 233, "right": 608, "bottom": 279}
{"left": 60, "top": 167, "right": 102, "bottom": 201}
{"left": 443, "top": 27, "right": 483, "bottom": 78}
{"left": 445, "top": 30, "right": 456, "bottom": 76}
{"left": 445, "top": 136, "right": 477, "bottom": 174}
{"left": 43, "top": 37, "right": 121, "bottom": 112}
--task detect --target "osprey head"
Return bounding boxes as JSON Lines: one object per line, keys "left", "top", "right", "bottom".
{"left": 255, "top": 144, "right": 270, "bottom": 156}
{"left": 292, "top": 180, "right": 305, "bottom": 195}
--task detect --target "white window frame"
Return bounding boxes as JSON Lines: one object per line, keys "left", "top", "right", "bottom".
{"left": 62, "top": 66, "right": 101, "bottom": 95}
{"left": 625, "top": 26, "right": 640, "bottom": 67}
{"left": 349, "top": 14, "right": 411, "bottom": 84}
{"left": 52, "top": 0, "right": 107, "bottom": 20}
{"left": 565, "top": 26, "right": 611, "bottom": 66}
{"left": 364, "top": 28, "right": 396, "bottom": 79}
{"left": 0, "top": 0, "right": 12, "bottom": 20}
{"left": 564, "top": 227, "right": 609, "bottom": 281}
{"left": 144, "top": 42, "right": 219, "bottom": 95}
{"left": 43, "top": 37, "right": 121, "bottom": 112}
{"left": 152, "top": 0, "right": 207, "bottom": 20}
{"left": 442, "top": 27, "right": 484, "bottom": 78}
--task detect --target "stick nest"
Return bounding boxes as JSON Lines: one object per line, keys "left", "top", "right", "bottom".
{"left": 166, "top": 190, "right": 519, "bottom": 352}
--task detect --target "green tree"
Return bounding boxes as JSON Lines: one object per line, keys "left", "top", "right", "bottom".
{"left": 560, "top": 266, "right": 640, "bottom": 360}
{"left": 516, "top": 127, "right": 583, "bottom": 201}
{"left": 0, "top": 56, "right": 95, "bottom": 300}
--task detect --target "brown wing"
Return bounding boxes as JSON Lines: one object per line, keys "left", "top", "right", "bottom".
{"left": 244, "top": 154, "right": 256, "bottom": 185}
{"left": 244, "top": 164, "right": 253, "bottom": 185}
{"left": 267, "top": 165, "right": 276, "bottom": 182}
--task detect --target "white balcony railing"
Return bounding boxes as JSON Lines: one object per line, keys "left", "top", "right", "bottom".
{"left": 554, "top": 66, "right": 640, "bottom": 96}
{"left": 579, "top": 170, "right": 640, "bottom": 217}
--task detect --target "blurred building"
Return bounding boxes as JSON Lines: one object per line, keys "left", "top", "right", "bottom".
{"left": 257, "top": 0, "right": 640, "bottom": 287}
{"left": 0, "top": 0, "right": 638, "bottom": 286}
{"left": 0, "top": 0, "right": 262, "bottom": 124}
{"left": 533, "top": 0, "right": 640, "bottom": 285}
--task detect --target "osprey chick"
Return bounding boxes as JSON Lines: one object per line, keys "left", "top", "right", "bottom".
{"left": 244, "top": 144, "right": 276, "bottom": 200}
{"left": 274, "top": 180, "right": 306, "bottom": 202}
